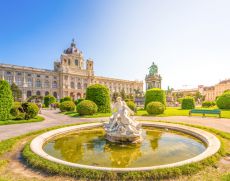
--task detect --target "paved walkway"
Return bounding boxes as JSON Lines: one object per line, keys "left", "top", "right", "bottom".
{"left": 0, "top": 109, "right": 229, "bottom": 141}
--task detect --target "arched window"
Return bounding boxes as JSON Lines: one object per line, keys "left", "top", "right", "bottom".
{"left": 44, "top": 80, "right": 49, "bottom": 88}
{"left": 36, "top": 80, "right": 41, "bottom": 88}
{"left": 77, "top": 83, "right": 81, "bottom": 89}
{"left": 36, "top": 91, "right": 41, "bottom": 96}
{"left": 75, "top": 59, "right": 78, "bottom": 66}
{"left": 68, "top": 59, "right": 71, "bottom": 65}
{"left": 84, "top": 83, "right": 87, "bottom": 89}
{"left": 53, "top": 92, "right": 57, "bottom": 98}
{"left": 27, "top": 91, "right": 32, "bottom": 98}
{"left": 52, "top": 81, "right": 57, "bottom": 88}
{"left": 45, "top": 91, "right": 49, "bottom": 96}
{"left": 71, "top": 82, "right": 75, "bottom": 89}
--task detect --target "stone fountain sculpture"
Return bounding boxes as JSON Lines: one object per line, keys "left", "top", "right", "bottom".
{"left": 104, "top": 97, "right": 143, "bottom": 143}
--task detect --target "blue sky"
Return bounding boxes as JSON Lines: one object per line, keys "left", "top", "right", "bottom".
{"left": 0, "top": 0, "right": 229, "bottom": 90}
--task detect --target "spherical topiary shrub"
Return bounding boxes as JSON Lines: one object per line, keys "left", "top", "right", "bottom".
{"left": 59, "top": 101, "right": 76, "bottom": 112}
{"left": 74, "top": 98, "right": 84, "bottom": 106}
{"left": 44, "top": 95, "right": 56, "bottom": 107}
{"left": 77, "top": 100, "right": 98, "bottom": 115}
{"left": 22, "top": 102, "right": 39, "bottom": 120}
{"left": 181, "top": 96, "right": 195, "bottom": 109}
{"left": 126, "top": 101, "right": 136, "bottom": 112}
{"left": 10, "top": 102, "right": 25, "bottom": 120}
{"left": 216, "top": 92, "right": 230, "bottom": 109}
{"left": 146, "top": 101, "right": 165, "bottom": 115}
{"left": 0, "top": 80, "right": 14, "bottom": 121}
{"left": 144, "top": 88, "right": 166, "bottom": 109}
{"left": 86, "top": 84, "right": 111, "bottom": 113}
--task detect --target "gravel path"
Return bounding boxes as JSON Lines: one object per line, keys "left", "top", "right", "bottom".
{"left": 0, "top": 109, "right": 229, "bottom": 141}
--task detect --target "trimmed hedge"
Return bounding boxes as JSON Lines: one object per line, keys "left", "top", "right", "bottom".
{"left": 77, "top": 100, "right": 98, "bottom": 115}
{"left": 202, "top": 101, "right": 216, "bottom": 108}
{"left": 146, "top": 101, "right": 165, "bottom": 115}
{"left": 144, "top": 88, "right": 166, "bottom": 108}
{"left": 60, "top": 101, "right": 75, "bottom": 112}
{"left": 126, "top": 101, "right": 136, "bottom": 111}
{"left": 0, "top": 80, "right": 14, "bottom": 121}
{"left": 181, "top": 96, "right": 195, "bottom": 109}
{"left": 216, "top": 92, "right": 230, "bottom": 109}
{"left": 86, "top": 84, "right": 111, "bottom": 113}
{"left": 44, "top": 95, "right": 56, "bottom": 107}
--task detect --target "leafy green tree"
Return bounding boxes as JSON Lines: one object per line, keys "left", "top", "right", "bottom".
{"left": 0, "top": 80, "right": 14, "bottom": 120}
{"left": 11, "top": 83, "right": 22, "bottom": 101}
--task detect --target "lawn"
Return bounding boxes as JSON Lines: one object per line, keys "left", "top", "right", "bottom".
{"left": 63, "top": 107, "right": 230, "bottom": 119}
{"left": 135, "top": 107, "right": 230, "bottom": 118}
{"left": 0, "top": 116, "right": 44, "bottom": 126}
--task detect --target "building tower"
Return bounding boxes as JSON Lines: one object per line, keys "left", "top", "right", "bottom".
{"left": 145, "top": 62, "right": 162, "bottom": 90}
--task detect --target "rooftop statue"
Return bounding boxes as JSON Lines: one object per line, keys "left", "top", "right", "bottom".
{"left": 148, "top": 62, "right": 158, "bottom": 76}
{"left": 104, "top": 97, "right": 142, "bottom": 143}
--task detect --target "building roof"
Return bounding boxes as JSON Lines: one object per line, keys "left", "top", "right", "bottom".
{"left": 0, "top": 63, "right": 55, "bottom": 73}
{"left": 63, "top": 39, "right": 78, "bottom": 54}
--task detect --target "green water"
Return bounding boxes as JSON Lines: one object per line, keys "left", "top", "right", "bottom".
{"left": 43, "top": 127, "right": 206, "bottom": 168}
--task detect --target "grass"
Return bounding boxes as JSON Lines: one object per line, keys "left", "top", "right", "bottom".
{"left": 63, "top": 107, "right": 230, "bottom": 119}
{"left": 136, "top": 107, "right": 230, "bottom": 118}
{"left": 0, "top": 116, "right": 44, "bottom": 126}
{"left": 221, "top": 173, "right": 230, "bottom": 181}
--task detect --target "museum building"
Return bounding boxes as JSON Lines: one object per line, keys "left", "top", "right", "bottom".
{"left": 0, "top": 40, "right": 143, "bottom": 100}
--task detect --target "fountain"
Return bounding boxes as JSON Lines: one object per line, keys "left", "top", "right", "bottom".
{"left": 30, "top": 99, "right": 220, "bottom": 172}
{"left": 104, "top": 97, "right": 142, "bottom": 143}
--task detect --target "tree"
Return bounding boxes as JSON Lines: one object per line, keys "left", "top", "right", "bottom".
{"left": 0, "top": 80, "right": 13, "bottom": 120}
{"left": 11, "top": 83, "right": 22, "bottom": 101}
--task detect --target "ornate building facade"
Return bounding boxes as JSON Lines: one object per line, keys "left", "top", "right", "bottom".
{"left": 145, "top": 62, "right": 162, "bottom": 90}
{"left": 171, "top": 79, "right": 230, "bottom": 101}
{"left": 0, "top": 40, "right": 143, "bottom": 100}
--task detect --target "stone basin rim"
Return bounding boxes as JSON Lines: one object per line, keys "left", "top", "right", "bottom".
{"left": 30, "top": 122, "right": 221, "bottom": 172}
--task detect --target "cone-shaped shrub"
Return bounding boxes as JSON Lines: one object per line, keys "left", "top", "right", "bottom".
{"left": 86, "top": 84, "right": 111, "bottom": 113}
{"left": 144, "top": 88, "right": 166, "bottom": 108}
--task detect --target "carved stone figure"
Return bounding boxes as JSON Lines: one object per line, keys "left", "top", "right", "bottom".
{"left": 104, "top": 97, "right": 143, "bottom": 143}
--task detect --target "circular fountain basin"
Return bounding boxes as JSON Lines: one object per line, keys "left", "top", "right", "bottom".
{"left": 30, "top": 122, "right": 220, "bottom": 172}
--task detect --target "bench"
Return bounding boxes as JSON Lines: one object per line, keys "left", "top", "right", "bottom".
{"left": 189, "top": 109, "right": 221, "bottom": 118}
